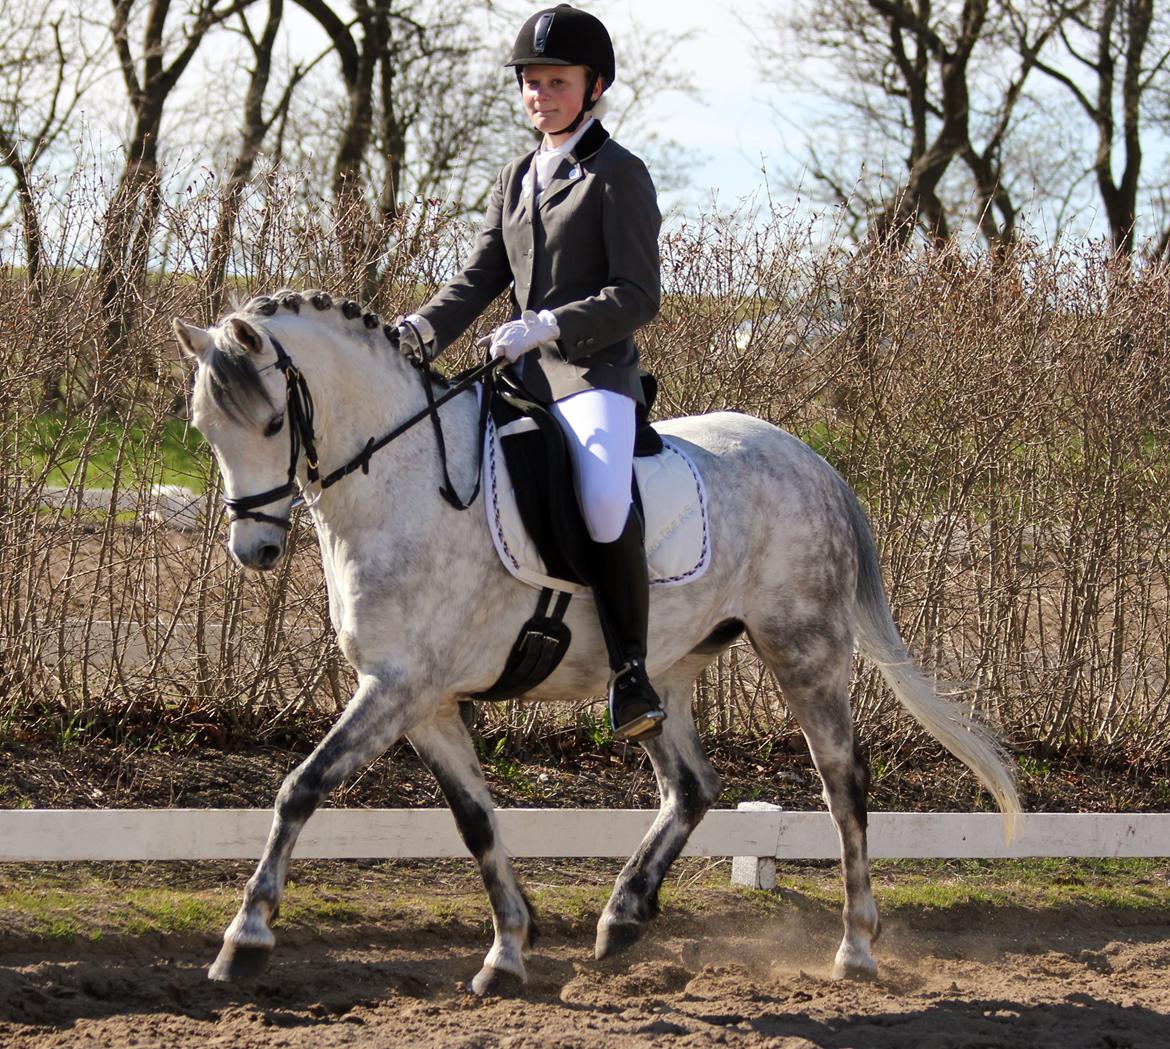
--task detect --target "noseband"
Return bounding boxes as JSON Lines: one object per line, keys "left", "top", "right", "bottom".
{"left": 222, "top": 335, "right": 499, "bottom": 530}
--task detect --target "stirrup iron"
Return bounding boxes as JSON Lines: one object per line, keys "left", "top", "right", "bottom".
{"left": 608, "top": 658, "right": 665, "bottom": 743}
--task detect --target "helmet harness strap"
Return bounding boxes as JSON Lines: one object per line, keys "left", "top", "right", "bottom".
{"left": 552, "top": 69, "right": 599, "bottom": 136}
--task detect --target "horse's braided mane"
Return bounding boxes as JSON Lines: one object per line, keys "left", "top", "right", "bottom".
{"left": 234, "top": 288, "right": 402, "bottom": 349}
{"left": 205, "top": 289, "right": 405, "bottom": 424}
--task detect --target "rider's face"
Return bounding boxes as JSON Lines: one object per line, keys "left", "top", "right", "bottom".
{"left": 520, "top": 64, "right": 601, "bottom": 141}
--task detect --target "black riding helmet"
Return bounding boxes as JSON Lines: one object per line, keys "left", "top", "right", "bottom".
{"left": 506, "top": 5, "right": 615, "bottom": 135}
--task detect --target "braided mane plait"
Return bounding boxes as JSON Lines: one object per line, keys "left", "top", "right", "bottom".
{"left": 205, "top": 289, "right": 407, "bottom": 424}
{"left": 235, "top": 289, "right": 404, "bottom": 352}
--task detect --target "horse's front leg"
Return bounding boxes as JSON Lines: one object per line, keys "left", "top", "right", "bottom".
{"left": 596, "top": 659, "right": 722, "bottom": 959}
{"left": 209, "top": 670, "right": 417, "bottom": 982}
{"left": 408, "top": 705, "right": 536, "bottom": 996}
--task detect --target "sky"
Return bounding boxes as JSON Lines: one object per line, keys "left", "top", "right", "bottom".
{"left": 584, "top": 0, "right": 796, "bottom": 211}
{"left": 259, "top": 0, "right": 810, "bottom": 220}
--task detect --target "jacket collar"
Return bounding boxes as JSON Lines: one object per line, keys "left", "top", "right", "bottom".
{"left": 570, "top": 120, "right": 609, "bottom": 163}
{"left": 515, "top": 122, "right": 611, "bottom": 218}
{"left": 536, "top": 122, "right": 610, "bottom": 212}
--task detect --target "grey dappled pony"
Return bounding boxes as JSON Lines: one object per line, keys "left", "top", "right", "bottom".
{"left": 175, "top": 290, "right": 1019, "bottom": 995}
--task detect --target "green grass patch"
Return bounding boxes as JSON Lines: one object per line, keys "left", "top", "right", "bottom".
{"left": 1, "top": 858, "right": 1168, "bottom": 946}
{"left": 280, "top": 887, "right": 363, "bottom": 926}
{"left": 867, "top": 858, "right": 1170, "bottom": 913}
{"left": 724, "top": 857, "right": 1170, "bottom": 919}
{"left": 118, "top": 891, "right": 221, "bottom": 936}
{"left": 20, "top": 413, "right": 208, "bottom": 492}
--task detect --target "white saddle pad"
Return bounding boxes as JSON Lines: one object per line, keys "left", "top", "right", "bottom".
{"left": 484, "top": 417, "right": 711, "bottom": 594}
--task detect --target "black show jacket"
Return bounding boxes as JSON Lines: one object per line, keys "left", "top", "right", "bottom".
{"left": 417, "top": 122, "right": 661, "bottom": 404}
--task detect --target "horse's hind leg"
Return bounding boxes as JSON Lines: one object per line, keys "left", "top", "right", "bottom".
{"left": 753, "top": 625, "right": 880, "bottom": 980}
{"left": 595, "top": 657, "right": 722, "bottom": 959}
{"left": 408, "top": 705, "right": 536, "bottom": 997}
{"left": 209, "top": 672, "right": 413, "bottom": 982}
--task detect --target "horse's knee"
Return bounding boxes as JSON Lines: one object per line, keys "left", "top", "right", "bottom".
{"left": 820, "top": 738, "right": 870, "bottom": 825}
{"left": 275, "top": 763, "right": 326, "bottom": 824}
{"left": 436, "top": 779, "right": 496, "bottom": 861}
{"left": 675, "top": 761, "right": 721, "bottom": 823}
{"left": 847, "top": 739, "right": 870, "bottom": 825}
{"left": 651, "top": 744, "right": 720, "bottom": 824}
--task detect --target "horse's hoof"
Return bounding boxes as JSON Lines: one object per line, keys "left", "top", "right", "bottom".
{"left": 594, "top": 921, "right": 643, "bottom": 960}
{"left": 831, "top": 956, "right": 878, "bottom": 982}
{"left": 467, "top": 965, "right": 526, "bottom": 997}
{"left": 208, "top": 942, "right": 273, "bottom": 983}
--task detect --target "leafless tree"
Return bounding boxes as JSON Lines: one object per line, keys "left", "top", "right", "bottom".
{"left": 287, "top": 0, "right": 522, "bottom": 298}
{"left": 765, "top": 0, "right": 1170, "bottom": 254}
{"left": 1027, "top": 0, "right": 1170, "bottom": 258}
{"left": 0, "top": 1, "right": 105, "bottom": 297}
{"left": 762, "top": 1, "right": 1073, "bottom": 248}
{"left": 99, "top": 0, "right": 258, "bottom": 354}
{"left": 206, "top": 0, "right": 316, "bottom": 314}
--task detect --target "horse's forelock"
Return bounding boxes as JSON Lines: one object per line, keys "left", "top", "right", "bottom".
{"left": 202, "top": 327, "right": 276, "bottom": 426}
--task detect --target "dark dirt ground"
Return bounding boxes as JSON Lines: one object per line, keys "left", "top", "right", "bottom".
{"left": 4, "top": 735, "right": 1170, "bottom": 1046}
{"left": 1, "top": 729, "right": 1165, "bottom": 815}
{"left": 3, "top": 858, "right": 1170, "bottom": 1049}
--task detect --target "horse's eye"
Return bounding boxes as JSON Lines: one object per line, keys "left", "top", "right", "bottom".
{"left": 263, "top": 415, "right": 284, "bottom": 438}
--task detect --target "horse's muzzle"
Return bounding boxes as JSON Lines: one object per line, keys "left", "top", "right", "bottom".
{"left": 228, "top": 523, "right": 288, "bottom": 571}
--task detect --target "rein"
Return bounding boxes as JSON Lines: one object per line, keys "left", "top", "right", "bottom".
{"left": 222, "top": 335, "right": 501, "bottom": 529}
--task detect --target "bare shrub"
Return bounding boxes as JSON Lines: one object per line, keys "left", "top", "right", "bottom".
{"left": 3, "top": 163, "right": 1169, "bottom": 764}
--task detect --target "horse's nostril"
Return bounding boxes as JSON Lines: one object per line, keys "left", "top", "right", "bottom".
{"left": 258, "top": 543, "right": 283, "bottom": 568}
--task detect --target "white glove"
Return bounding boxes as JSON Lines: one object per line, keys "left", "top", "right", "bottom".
{"left": 395, "top": 313, "right": 435, "bottom": 357}
{"left": 489, "top": 309, "right": 560, "bottom": 363}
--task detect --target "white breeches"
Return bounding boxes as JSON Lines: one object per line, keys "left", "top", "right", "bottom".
{"left": 549, "top": 388, "right": 636, "bottom": 544}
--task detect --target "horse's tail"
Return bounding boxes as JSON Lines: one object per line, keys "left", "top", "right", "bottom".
{"left": 842, "top": 482, "right": 1020, "bottom": 841}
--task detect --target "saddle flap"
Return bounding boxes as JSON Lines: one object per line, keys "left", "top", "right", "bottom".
{"left": 470, "top": 588, "right": 574, "bottom": 702}
{"left": 490, "top": 385, "right": 594, "bottom": 586}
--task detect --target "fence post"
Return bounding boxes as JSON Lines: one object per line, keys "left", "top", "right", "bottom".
{"left": 729, "top": 800, "right": 781, "bottom": 890}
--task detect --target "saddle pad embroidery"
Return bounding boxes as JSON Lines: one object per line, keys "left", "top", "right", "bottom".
{"left": 484, "top": 418, "right": 711, "bottom": 594}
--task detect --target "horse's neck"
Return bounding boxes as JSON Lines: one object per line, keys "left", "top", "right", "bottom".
{"left": 277, "top": 317, "right": 481, "bottom": 561}
{"left": 283, "top": 319, "right": 422, "bottom": 461}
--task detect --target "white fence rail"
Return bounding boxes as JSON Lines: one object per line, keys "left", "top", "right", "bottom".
{"left": 1, "top": 809, "right": 1167, "bottom": 862}
{"left": 38, "top": 484, "right": 207, "bottom": 531}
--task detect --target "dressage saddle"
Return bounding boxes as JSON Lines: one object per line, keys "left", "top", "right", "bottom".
{"left": 469, "top": 369, "right": 662, "bottom": 702}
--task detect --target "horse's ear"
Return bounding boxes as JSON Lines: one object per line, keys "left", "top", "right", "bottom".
{"left": 173, "top": 319, "right": 213, "bottom": 360}
{"left": 227, "top": 317, "right": 265, "bottom": 355}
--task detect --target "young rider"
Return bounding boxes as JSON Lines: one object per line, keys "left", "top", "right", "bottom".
{"left": 394, "top": 4, "right": 665, "bottom": 742}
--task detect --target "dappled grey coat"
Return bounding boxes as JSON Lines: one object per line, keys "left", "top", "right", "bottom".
{"left": 416, "top": 122, "right": 661, "bottom": 405}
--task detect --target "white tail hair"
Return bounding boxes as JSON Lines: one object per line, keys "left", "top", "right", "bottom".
{"left": 844, "top": 483, "right": 1020, "bottom": 842}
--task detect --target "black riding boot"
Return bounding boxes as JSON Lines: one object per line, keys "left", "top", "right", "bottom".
{"left": 591, "top": 509, "right": 666, "bottom": 742}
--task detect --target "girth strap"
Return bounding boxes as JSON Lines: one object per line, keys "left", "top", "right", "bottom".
{"left": 470, "top": 587, "right": 574, "bottom": 701}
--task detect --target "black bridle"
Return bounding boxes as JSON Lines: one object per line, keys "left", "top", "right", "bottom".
{"left": 222, "top": 335, "right": 500, "bottom": 530}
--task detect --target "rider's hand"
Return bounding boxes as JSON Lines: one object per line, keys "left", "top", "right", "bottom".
{"left": 394, "top": 314, "right": 435, "bottom": 358}
{"left": 489, "top": 309, "right": 560, "bottom": 363}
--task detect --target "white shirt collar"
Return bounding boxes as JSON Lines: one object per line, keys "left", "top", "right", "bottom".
{"left": 540, "top": 115, "right": 595, "bottom": 162}
{"left": 527, "top": 116, "right": 595, "bottom": 201}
